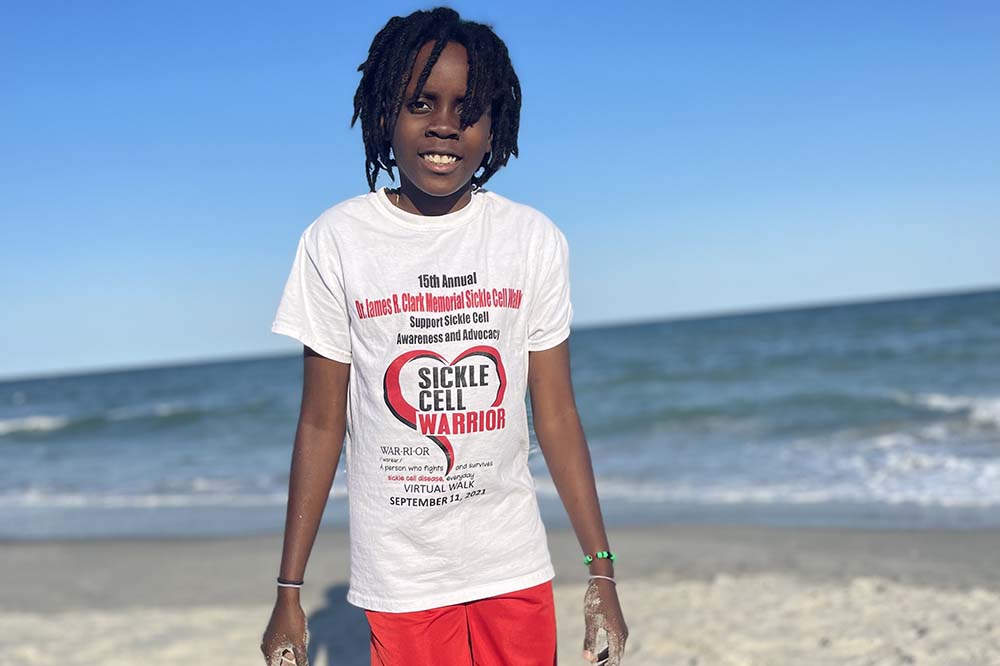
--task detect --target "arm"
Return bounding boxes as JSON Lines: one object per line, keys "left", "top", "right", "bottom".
{"left": 278, "top": 346, "right": 351, "bottom": 592}
{"left": 261, "top": 346, "right": 350, "bottom": 666}
{"left": 528, "top": 338, "right": 628, "bottom": 665}
{"left": 528, "top": 339, "right": 612, "bottom": 575}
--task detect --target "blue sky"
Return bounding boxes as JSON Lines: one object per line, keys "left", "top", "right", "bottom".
{"left": 2, "top": 1, "right": 998, "bottom": 379}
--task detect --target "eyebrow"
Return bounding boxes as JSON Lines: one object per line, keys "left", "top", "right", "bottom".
{"left": 411, "top": 91, "right": 467, "bottom": 102}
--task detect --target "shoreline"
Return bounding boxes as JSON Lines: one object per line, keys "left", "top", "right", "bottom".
{"left": 5, "top": 523, "right": 1000, "bottom": 612}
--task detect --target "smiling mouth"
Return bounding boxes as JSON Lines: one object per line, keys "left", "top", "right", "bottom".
{"left": 420, "top": 153, "right": 461, "bottom": 164}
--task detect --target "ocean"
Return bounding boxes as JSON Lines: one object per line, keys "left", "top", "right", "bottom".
{"left": 2, "top": 288, "right": 998, "bottom": 540}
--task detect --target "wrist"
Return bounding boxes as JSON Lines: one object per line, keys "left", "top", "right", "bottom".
{"left": 588, "top": 559, "right": 615, "bottom": 576}
{"left": 276, "top": 586, "right": 301, "bottom": 602}
{"left": 583, "top": 549, "right": 616, "bottom": 575}
{"left": 588, "top": 574, "right": 617, "bottom": 586}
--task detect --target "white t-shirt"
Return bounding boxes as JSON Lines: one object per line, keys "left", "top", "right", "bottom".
{"left": 271, "top": 187, "right": 573, "bottom": 612}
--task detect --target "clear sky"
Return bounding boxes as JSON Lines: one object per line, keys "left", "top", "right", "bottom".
{"left": 2, "top": 1, "right": 998, "bottom": 380}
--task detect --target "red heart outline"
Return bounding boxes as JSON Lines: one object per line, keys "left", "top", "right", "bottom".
{"left": 383, "top": 345, "right": 506, "bottom": 476}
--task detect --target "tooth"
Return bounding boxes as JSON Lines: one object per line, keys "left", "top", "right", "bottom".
{"left": 424, "top": 153, "right": 456, "bottom": 164}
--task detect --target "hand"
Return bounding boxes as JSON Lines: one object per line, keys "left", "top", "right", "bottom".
{"left": 583, "top": 578, "right": 628, "bottom": 665}
{"left": 261, "top": 595, "right": 310, "bottom": 666}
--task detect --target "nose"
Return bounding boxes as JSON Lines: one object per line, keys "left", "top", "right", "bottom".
{"left": 426, "top": 107, "right": 460, "bottom": 140}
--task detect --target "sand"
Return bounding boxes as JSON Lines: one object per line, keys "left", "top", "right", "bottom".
{"left": 2, "top": 525, "right": 1000, "bottom": 665}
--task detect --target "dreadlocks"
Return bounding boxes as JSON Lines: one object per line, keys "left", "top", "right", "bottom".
{"left": 351, "top": 7, "right": 522, "bottom": 192}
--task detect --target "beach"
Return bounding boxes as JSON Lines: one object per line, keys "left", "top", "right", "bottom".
{"left": 5, "top": 1, "right": 1000, "bottom": 661}
{"left": 3, "top": 290, "right": 1000, "bottom": 664}
{"left": 3, "top": 524, "right": 1000, "bottom": 665}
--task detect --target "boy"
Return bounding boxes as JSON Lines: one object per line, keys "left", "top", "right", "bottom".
{"left": 262, "top": 8, "right": 627, "bottom": 665}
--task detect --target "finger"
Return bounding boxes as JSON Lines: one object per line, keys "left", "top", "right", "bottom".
{"left": 266, "top": 644, "right": 294, "bottom": 666}
{"left": 606, "top": 629, "right": 625, "bottom": 666}
{"left": 297, "top": 625, "right": 310, "bottom": 666}
{"left": 583, "top": 616, "right": 599, "bottom": 662}
{"left": 583, "top": 582, "right": 602, "bottom": 662}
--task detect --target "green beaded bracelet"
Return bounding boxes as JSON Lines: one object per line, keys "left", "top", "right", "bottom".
{"left": 583, "top": 550, "right": 616, "bottom": 565}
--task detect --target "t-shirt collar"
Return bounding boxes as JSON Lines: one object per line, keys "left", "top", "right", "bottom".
{"left": 372, "top": 186, "right": 485, "bottom": 231}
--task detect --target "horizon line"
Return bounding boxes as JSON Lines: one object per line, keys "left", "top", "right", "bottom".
{"left": 2, "top": 281, "right": 997, "bottom": 384}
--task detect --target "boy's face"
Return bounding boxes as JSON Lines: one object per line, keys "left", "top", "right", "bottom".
{"left": 391, "top": 41, "right": 492, "bottom": 201}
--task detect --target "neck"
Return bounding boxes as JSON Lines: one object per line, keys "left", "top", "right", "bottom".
{"left": 395, "top": 180, "right": 474, "bottom": 216}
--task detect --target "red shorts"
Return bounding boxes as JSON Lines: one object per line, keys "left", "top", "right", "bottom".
{"left": 364, "top": 580, "right": 557, "bottom": 666}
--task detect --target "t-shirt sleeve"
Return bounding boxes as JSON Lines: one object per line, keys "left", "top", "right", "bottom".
{"left": 527, "top": 225, "right": 574, "bottom": 352}
{"left": 270, "top": 222, "right": 353, "bottom": 363}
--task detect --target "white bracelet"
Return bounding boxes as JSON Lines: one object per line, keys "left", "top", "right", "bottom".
{"left": 277, "top": 581, "right": 303, "bottom": 589}
{"left": 588, "top": 575, "right": 616, "bottom": 584}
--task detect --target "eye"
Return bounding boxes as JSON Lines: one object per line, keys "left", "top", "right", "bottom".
{"left": 407, "top": 99, "right": 431, "bottom": 112}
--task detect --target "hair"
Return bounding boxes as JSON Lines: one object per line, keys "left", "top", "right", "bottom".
{"left": 351, "top": 7, "right": 522, "bottom": 192}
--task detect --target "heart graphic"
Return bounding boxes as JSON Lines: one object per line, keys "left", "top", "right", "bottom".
{"left": 383, "top": 345, "right": 506, "bottom": 476}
